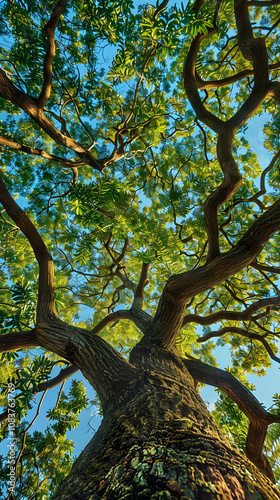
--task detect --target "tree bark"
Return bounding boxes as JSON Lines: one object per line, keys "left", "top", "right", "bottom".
{"left": 52, "top": 345, "right": 280, "bottom": 500}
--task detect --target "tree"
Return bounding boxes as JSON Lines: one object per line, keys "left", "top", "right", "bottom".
{"left": 0, "top": 0, "right": 280, "bottom": 498}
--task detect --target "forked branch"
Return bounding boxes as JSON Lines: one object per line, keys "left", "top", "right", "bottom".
{"left": 0, "top": 70, "right": 102, "bottom": 171}
{"left": 147, "top": 197, "right": 280, "bottom": 346}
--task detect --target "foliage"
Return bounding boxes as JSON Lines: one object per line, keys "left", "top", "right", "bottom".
{"left": 0, "top": 0, "right": 280, "bottom": 497}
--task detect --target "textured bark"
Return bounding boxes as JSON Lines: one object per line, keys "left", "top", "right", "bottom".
{"left": 52, "top": 345, "right": 280, "bottom": 500}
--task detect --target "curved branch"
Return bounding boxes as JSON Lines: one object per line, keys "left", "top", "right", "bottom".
{"left": 0, "top": 174, "right": 56, "bottom": 321}
{"left": 91, "top": 308, "right": 153, "bottom": 336}
{"left": 35, "top": 317, "right": 139, "bottom": 405}
{"left": 197, "top": 326, "right": 280, "bottom": 364}
{"left": 183, "top": 296, "right": 280, "bottom": 327}
{"left": 91, "top": 310, "right": 133, "bottom": 334}
{"left": 145, "top": 197, "right": 280, "bottom": 346}
{"left": 37, "top": 0, "right": 68, "bottom": 109}
{"left": 183, "top": 355, "right": 280, "bottom": 481}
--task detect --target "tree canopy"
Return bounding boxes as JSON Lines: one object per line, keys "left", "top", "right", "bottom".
{"left": 0, "top": 0, "right": 280, "bottom": 498}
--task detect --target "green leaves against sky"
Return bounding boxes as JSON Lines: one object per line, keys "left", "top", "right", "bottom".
{"left": 0, "top": 0, "right": 280, "bottom": 495}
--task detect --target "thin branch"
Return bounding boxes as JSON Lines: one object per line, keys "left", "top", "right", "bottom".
{"left": 0, "top": 134, "right": 84, "bottom": 168}
{"left": 183, "top": 296, "right": 280, "bottom": 327}
{"left": 7, "top": 391, "right": 48, "bottom": 500}
{"left": 0, "top": 364, "right": 78, "bottom": 423}
{"left": 196, "top": 62, "right": 280, "bottom": 91}
{"left": 0, "top": 70, "right": 102, "bottom": 171}
{"left": 197, "top": 326, "right": 280, "bottom": 364}
{"left": 248, "top": 0, "right": 280, "bottom": 5}
{"left": 91, "top": 310, "right": 133, "bottom": 334}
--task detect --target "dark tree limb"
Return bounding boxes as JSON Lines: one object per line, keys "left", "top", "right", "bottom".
{"left": 0, "top": 134, "right": 84, "bottom": 168}
{"left": 132, "top": 262, "right": 150, "bottom": 309}
{"left": 0, "top": 176, "right": 139, "bottom": 403}
{"left": 0, "top": 174, "right": 56, "bottom": 321}
{"left": 145, "top": 197, "right": 280, "bottom": 346}
{"left": 196, "top": 61, "right": 280, "bottom": 90}
{"left": 35, "top": 317, "right": 139, "bottom": 404}
{"left": 0, "top": 70, "right": 102, "bottom": 171}
{"left": 91, "top": 310, "right": 133, "bottom": 334}
{"left": 183, "top": 0, "right": 279, "bottom": 263}
{"left": 252, "top": 261, "right": 280, "bottom": 274}
{"left": 37, "top": 0, "right": 68, "bottom": 108}
{"left": 197, "top": 326, "right": 280, "bottom": 364}
{"left": 248, "top": 0, "right": 280, "bottom": 5}
{"left": 0, "top": 329, "right": 40, "bottom": 353}
{"left": 183, "top": 296, "right": 280, "bottom": 327}
{"left": 183, "top": 355, "right": 280, "bottom": 481}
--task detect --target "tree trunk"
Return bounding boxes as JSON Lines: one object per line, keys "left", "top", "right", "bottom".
{"left": 52, "top": 345, "right": 280, "bottom": 500}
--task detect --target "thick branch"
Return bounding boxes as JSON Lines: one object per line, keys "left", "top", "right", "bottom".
{"left": 0, "top": 174, "right": 56, "bottom": 320}
{"left": 183, "top": 296, "right": 280, "bottom": 327}
{"left": 35, "top": 317, "right": 139, "bottom": 404}
{"left": 0, "top": 329, "right": 40, "bottom": 353}
{"left": 183, "top": 355, "right": 280, "bottom": 481}
{"left": 37, "top": 0, "right": 68, "bottom": 108}
{"left": 145, "top": 197, "right": 280, "bottom": 345}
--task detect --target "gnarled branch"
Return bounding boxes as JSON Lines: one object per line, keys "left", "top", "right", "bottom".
{"left": 183, "top": 355, "right": 280, "bottom": 481}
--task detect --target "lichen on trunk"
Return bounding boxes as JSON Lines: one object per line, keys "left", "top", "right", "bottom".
{"left": 52, "top": 347, "right": 280, "bottom": 500}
